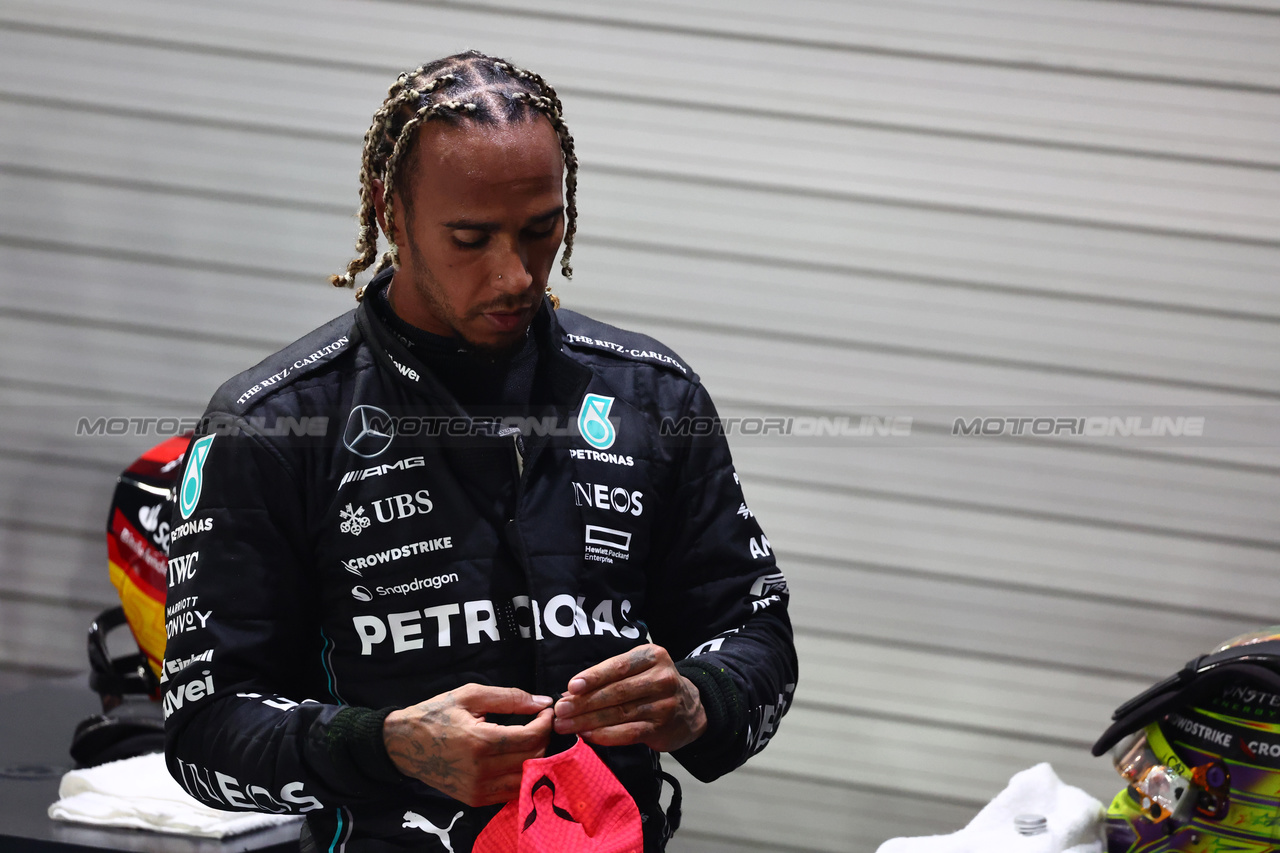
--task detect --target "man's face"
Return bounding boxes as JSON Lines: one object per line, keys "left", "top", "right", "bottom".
{"left": 384, "top": 116, "right": 566, "bottom": 353}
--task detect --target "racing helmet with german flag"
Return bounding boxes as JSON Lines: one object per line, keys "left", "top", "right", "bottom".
{"left": 103, "top": 434, "right": 191, "bottom": 690}
{"left": 1092, "top": 628, "right": 1280, "bottom": 852}
{"left": 72, "top": 434, "right": 190, "bottom": 767}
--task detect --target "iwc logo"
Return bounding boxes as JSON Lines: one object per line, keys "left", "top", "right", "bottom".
{"left": 343, "top": 405, "right": 395, "bottom": 458}
{"left": 577, "top": 394, "right": 617, "bottom": 450}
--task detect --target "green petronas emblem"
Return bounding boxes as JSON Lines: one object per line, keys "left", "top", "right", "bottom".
{"left": 577, "top": 394, "right": 617, "bottom": 450}
{"left": 179, "top": 435, "right": 216, "bottom": 520}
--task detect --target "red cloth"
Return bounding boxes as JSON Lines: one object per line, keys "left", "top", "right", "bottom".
{"left": 473, "top": 738, "right": 643, "bottom": 853}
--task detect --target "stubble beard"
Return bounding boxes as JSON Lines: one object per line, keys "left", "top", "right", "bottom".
{"left": 402, "top": 242, "right": 532, "bottom": 358}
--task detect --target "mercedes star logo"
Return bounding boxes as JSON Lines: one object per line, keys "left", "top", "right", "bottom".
{"left": 343, "top": 405, "right": 396, "bottom": 458}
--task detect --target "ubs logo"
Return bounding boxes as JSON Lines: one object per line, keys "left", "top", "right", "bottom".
{"left": 343, "top": 405, "right": 395, "bottom": 458}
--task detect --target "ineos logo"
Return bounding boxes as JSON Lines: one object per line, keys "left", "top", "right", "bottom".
{"left": 343, "top": 405, "right": 396, "bottom": 458}
{"left": 572, "top": 482, "right": 643, "bottom": 516}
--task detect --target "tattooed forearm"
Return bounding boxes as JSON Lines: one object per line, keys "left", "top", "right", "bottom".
{"left": 381, "top": 684, "right": 554, "bottom": 807}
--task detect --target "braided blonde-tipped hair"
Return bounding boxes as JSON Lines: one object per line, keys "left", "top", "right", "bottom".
{"left": 330, "top": 51, "right": 578, "bottom": 303}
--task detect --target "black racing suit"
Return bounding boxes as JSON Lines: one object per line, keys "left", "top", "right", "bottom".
{"left": 162, "top": 275, "right": 797, "bottom": 851}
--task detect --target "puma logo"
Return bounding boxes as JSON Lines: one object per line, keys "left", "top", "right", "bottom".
{"left": 403, "top": 810, "right": 463, "bottom": 852}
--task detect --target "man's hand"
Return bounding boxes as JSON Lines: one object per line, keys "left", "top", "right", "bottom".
{"left": 383, "top": 684, "right": 553, "bottom": 807}
{"left": 552, "top": 644, "right": 707, "bottom": 752}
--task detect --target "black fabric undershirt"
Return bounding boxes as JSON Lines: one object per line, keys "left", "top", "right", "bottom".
{"left": 370, "top": 274, "right": 538, "bottom": 413}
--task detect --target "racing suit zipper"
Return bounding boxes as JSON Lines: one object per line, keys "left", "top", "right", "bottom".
{"left": 504, "top": 430, "right": 549, "bottom": 697}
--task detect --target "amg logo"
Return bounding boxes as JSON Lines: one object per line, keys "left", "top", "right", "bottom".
{"left": 339, "top": 456, "right": 426, "bottom": 488}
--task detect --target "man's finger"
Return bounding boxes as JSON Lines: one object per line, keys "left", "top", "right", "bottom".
{"left": 458, "top": 684, "right": 555, "bottom": 715}
{"left": 556, "top": 676, "right": 665, "bottom": 721}
{"left": 476, "top": 771, "right": 527, "bottom": 806}
{"left": 580, "top": 721, "right": 654, "bottom": 748}
{"left": 472, "top": 744, "right": 548, "bottom": 778}
{"left": 555, "top": 693, "right": 667, "bottom": 735}
{"left": 565, "top": 645, "right": 660, "bottom": 696}
{"left": 474, "top": 708, "right": 554, "bottom": 753}
{"left": 556, "top": 661, "right": 677, "bottom": 719}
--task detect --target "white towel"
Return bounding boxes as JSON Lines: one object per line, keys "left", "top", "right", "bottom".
{"left": 876, "top": 763, "right": 1106, "bottom": 853}
{"left": 48, "top": 752, "right": 302, "bottom": 838}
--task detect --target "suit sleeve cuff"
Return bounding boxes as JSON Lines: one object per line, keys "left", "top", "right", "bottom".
{"left": 324, "top": 706, "right": 404, "bottom": 790}
{"left": 672, "top": 659, "right": 747, "bottom": 782}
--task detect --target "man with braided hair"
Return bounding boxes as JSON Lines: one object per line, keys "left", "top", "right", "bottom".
{"left": 162, "top": 51, "right": 797, "bottom": 852}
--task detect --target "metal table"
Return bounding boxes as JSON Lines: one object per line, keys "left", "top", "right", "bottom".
{"left": 0, "top": 678, "right": 299, "bottom": 853}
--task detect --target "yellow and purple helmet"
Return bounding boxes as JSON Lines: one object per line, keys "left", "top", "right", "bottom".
{"left": 1093, "top": 629, "right": 1280, "bottom": 852}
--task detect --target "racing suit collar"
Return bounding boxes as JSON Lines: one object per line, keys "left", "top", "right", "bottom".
{"left": 355, "top": 272, "right": 592, "bottom": 421}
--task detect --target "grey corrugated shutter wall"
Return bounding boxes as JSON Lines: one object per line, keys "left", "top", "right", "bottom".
{"left": 1, "top": 2, "right": 1277, "bottom": 850}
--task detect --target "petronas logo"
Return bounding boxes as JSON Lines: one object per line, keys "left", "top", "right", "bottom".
{"left": 577, "top": 394, "right": 617, "bottom": 450}
{"left": 179, "top": 435, "right": 215, "bottom": 520}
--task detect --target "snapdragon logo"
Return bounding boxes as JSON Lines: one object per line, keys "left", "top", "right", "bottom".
{"left": 577, "top": 394, "right": 617, "bottom": 450}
